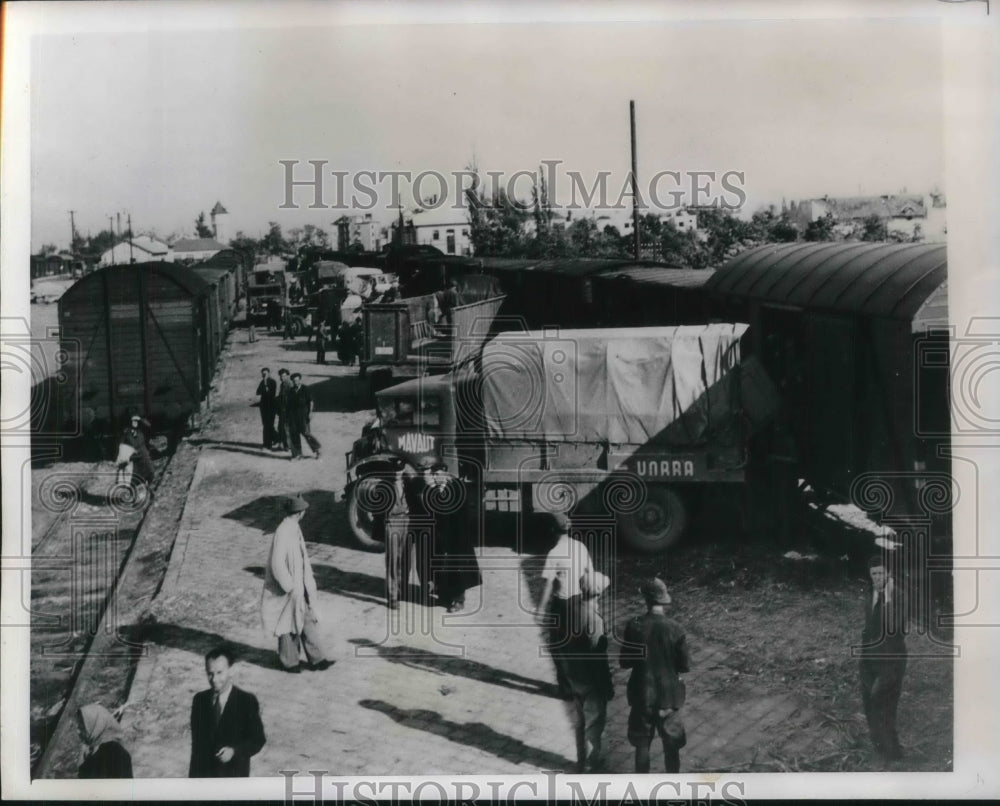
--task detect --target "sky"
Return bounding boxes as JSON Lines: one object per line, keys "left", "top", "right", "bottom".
{"left": 29, "top": 16, "right": 944, "bottom": 251}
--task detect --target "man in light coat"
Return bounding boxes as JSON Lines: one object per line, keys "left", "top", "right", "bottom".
{"left": 261, "top": 495, "right": 334, "bottom": 673}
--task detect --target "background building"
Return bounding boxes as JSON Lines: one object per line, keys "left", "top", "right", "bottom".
{"left": 790, "top": 192, "right": 946, "bottom": 241}
{"left": 335, "top": 213, "right": 382, "bottom": 252}
{"left": 171, "top": 237, "right": 226, "bottom": 264}
{"left": 98, "top": 235, "right": 172, "bottom": 266}
{"left": 409, "top": 206, "right": 473, "bottom": 256}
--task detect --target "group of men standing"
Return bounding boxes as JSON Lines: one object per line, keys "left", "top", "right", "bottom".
{"left": 94, "top": 509, "right": 908, "bottom": 780}
{"left": 381, "top": 460, "right": 482, "bottom": 613}
{"left": 254, "top": 367, "right": 321, "bottom": 460}
{"left": 534, "top": 512, "right": 690, "bottom": 775}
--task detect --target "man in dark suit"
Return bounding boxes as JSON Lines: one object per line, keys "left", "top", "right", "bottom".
{"left": 859, "top": 555, "right": 907, "bottom": 760}
{"left": 189, "top": 646, "right": 266, "bottom": 777}
{"left": 288, "top": 373, "right": 321, "bottom": 460}
{"left": 276, "top": 369, "right": 293, "bottom": 452}
{"left": 255, "top": 367, "right": 278, "bottom": 449}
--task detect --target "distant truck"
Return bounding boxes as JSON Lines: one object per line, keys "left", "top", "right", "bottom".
{"left": 359, "top": 274, "right": 505, "bottom": 388}
{"left": 247, "top": 263, "right": 287, "bottom": 328}
{"left": 345, "top": 323, "right": 760, "bottom": 554}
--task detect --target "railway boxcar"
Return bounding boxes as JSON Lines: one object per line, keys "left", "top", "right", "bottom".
{"left": 191, "top": 264, "right": 238, "bottom": 333}
{"left": 191, "top": 267, "right": 225, "bottom": 356}
{"left": 480, "top": 258, "right": 706, "bottom": 330}
{"left": 57, "top": 262, "right": 221, "bottom": 435}
{"left": 197, "top": 247, "right": 252, "bottom": 302}
{"left": 590, "top": 266, "right": 715, "bottom": 326}
{"left": 703, "top": 242, "right": 949, "bottom": 527}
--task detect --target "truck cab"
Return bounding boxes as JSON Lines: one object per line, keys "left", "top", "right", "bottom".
{"left": 346, "top": 324, "right": 760, "bottom": 555}
{"left": 247, "top": 265, "right": 287, "bottom": 326}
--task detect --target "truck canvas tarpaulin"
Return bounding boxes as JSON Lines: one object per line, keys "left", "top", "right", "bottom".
{"left": 480, "top": 324, "right": 749, "bottom": 446}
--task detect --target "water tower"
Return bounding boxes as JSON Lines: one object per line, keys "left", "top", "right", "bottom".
{"left": 210, "top": 201, "right": 228, "bottom": 242}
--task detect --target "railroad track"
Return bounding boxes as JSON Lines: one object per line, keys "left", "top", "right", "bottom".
{"left": 29, "top": 455, "right": 167, "bottom": 773}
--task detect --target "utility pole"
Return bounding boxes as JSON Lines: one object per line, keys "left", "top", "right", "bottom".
{"left": 127, "top": 213, "right": 134, "bottom": 263}
{"left": 109, "top": 216, "right": 116, "bottom": 266}
{"left": 630, "top": 100, "right": 641, "bottom": 261}
{"left": 68, "top": 210, "right": 76, "bottom": 255}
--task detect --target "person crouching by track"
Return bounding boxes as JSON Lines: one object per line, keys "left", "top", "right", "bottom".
{"left": 76, "top": 704, "right": 133, "bottom": 779}
{"left": 260, "top": 495, "right": 334, "bottom": 673}
{"left": 118, "top": 414, "right": 154, "bottom": 494}
{"left": 620, "top": 577, "right": 690, "bottom": 774}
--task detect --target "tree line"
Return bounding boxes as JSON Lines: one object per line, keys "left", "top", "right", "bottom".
{"left": 464, "top": 167, "right": 927, "bottom": 269}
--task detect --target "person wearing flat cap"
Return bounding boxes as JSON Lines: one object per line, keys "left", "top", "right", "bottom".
{"left": 620, "top": 576, "right": 690, "bottom": 773}
{"left": 261, "top": 495, "right": 333, "bottom": 672}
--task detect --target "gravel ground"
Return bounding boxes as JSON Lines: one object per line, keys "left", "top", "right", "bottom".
{"left": 28, "top": 318, "right": 953, "bottom": 776}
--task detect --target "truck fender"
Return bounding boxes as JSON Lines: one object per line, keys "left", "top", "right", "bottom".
{"left": 344, "top": 454, "right": 404, "bottom": 551}
{"left": 346, "top": 453, "right": 402, "bottom": 484}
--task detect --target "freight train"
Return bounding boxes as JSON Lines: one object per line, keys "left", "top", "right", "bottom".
{"left": 346, "top": 242, "right": 950, "bottom": 551}
{"left": 56, "top": 252, "right": 251, "bottom": 440}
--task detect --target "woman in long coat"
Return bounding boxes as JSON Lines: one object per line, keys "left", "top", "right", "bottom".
{"left": 260, "top": 496, "right": 332, "bottom": 672}
{"left": 76, "top": 704, "right": 133, "bottom": 779}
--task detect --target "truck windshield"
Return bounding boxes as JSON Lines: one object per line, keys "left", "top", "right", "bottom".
{"left": 379, "top": 396, "right": 441, "bottom": 428}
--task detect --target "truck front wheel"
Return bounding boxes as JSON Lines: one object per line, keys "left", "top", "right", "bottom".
{"left": 617, "top": 486, "right": 687, "bottom": 554}
{"left": 345, "top": 477, "right": 389, "bottom": 552}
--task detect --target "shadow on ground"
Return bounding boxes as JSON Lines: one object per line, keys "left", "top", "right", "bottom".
{"left": 350, "top": 638, "right": 561, "bottom": 699}
{"left": 278, "top": 340, "right": 319, "bottom": 353}
{"left": 358, "top": 698, "right": 574, "bottom": 771}
{"left": 222, "top": 489, "right": 352, "bottom": 546}
{"left": 309, "top": 375, "right": 374, "bottom": 414}
{"left": 245, "top": 563, "right": 390, "bottom": 607}
{"left": 140, "top": 622, "right": 283, "bottom": 671}
{"left": 187, "top": 437, "right": 288, "bottom": 459}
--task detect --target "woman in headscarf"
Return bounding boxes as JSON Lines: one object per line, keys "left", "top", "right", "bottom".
{"left": 76, "top": 703, "right": 133, "bottom": 779}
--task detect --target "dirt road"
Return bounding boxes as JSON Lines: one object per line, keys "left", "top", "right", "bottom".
{"left": 32, "top": 321, "right": 952, "bottom": 776}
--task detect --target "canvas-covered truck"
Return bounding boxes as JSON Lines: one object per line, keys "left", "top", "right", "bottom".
{"left": 345, "top": 323, "right": 768, "bottom": 554}
{"left": 247, "top": 264, "right": 287, "bottom": 328}
{"left": 359, "top": 274, "right": 506, "bottom": 388}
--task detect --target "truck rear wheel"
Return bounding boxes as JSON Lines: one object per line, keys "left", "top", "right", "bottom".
{"left": 617, "top": 486, "right": 687, "bottom": 554}
{"left": 345, "top": 477, "right": 388, "bottom": 552}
